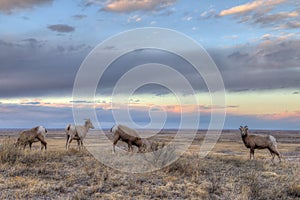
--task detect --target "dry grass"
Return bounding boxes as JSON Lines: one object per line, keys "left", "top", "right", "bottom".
{"left": 0, "top": 130, "right": 299, "bottom": 199}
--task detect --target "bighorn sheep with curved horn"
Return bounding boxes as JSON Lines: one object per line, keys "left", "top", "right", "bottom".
{"left": 110, "top": 124, "right": 147, "bottom": 153}
{"left": 65, "top": 119, "right": 94, "bottom": 150}
{"left": 239, "top": 126, "right": 281, "bottom": 162}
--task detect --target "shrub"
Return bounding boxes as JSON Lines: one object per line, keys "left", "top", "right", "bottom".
{"left": 0, "top": 138, "right": 21, "bottom": 164}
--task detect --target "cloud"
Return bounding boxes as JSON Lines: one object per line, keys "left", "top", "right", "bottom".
{"left": 254, "top": 11, "right": 298, "bottom": 24}
{"left": 0, "top": 103, "right": 72, "bottom": 128}
{"left": 56, "top": 44, "right": 90, "bottom": 53}
{"left": 0, "top": 38, "right": 89, "bottom": 98}
{"left": 209, "top": 36, "right": 300, "bottom": 91}
{"left": 218, "top": 0, "right": 300, "bottom": 30}
{"left": 91, "top": 0, "right": 176, "bottom": 13}
{"left": 277, "top": 21, "right": 300, "bottom": 29}
{"left": 0, "top": 0, "right": 53, "bottom": 14}
{"left": 127, "top": 15, "right": 142, "bottom": 23}
{"left": 72, "top": 14, "right": 87, "bottom": 20}
{"left": 47, "top": 24, "right": 75, "bottom": 33}
{"left": 219, "top": 0, "right": 286, "bottom": 16}
{"left": 1, "top": 34, "right": 300, "bottom": 99}
{"left": 200, "top": 9, "right": 217, "bottom": 18}
{"left": 21, "top": 101, "right": 41, "bottom": 105}
{"left": 259, "top": 111, "right": 300, "bottom": 122}
{"left": 68, "top": 38, "right": 300, "bottom": 97}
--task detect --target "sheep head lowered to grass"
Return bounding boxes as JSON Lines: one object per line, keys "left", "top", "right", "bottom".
{"left": 110, "top": 124, "right": 147, "bottom": 153}
{"left": 239, "top": 126, "right": 281, "bottom": 162}
{"left": 16, "top": 126, "right": 47, "bottom": 150}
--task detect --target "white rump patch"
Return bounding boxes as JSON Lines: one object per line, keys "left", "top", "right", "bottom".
{"left": 269, "top": 135, "right": 277, "bottom": 147}
{"left": 37, "top": 126, "right": 47, "bottom": 137}
{"left": 111, "top": 124, "right": 119, "bottom": 133}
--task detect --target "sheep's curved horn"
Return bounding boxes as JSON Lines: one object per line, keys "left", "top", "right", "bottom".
{"left": 245, "top": 125, "right": 248, "bottom": 128}
{"left": 240, "top": 126, "right": 243, "bottom": 128}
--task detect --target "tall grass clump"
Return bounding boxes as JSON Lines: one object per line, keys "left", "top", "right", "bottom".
{"left": 0, "top": 137, "right": 21, "bottom": 164}
{"left": 142, "top": 141, "right": 177, "bottom": 168}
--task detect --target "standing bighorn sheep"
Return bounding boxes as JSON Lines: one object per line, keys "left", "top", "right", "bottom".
{"left": 15, "top": 126, "right": 47, "bottom": 150}
{"left": 239, "top": 126, "right": 281, "bottom": 162}
{"left": 110, "top": 124, "right": 147, "bottom": 153}
{"left": 65, "top": 119, "right": 94, "bottom": 150}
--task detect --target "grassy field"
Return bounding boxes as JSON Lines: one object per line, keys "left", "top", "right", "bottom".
{"left": 0, "top": 129, "right": 299, "bottom": 199}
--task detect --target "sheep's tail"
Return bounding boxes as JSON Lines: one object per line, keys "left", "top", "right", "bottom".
{"left": 111, "top": 124, "right": 118, "bottom": 133}
{"left": 269, "top": 135, "right": 277, "bottom": 148}
{"left": 65, "top": 124, "right": 71, "bottom": 132}
{"left": 65, "top": 124, "right": 71, "bottom": 140}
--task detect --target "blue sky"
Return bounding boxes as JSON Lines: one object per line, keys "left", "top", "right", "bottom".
{"left": 0, "top": 0, "right": 300, "bottom": 130}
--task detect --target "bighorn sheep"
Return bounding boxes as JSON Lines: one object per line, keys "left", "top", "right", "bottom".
{"left": 65, "top": 119, "right": 94, "bottom": 150}
{"left": 16, "top": 126, "right": 47, "bottom": 150}
{"left": 239, "top": 126, "right": 281, "bottom": 162}
{"left": 111, "top": 124, "right": 146, "bottom": 153}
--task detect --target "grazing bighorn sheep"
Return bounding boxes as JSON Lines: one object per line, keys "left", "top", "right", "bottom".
{"left": 239, "top": 126, "right": 281, "bottom": 162}
{"left": 16, "top": 126, "right": 47, "bottom": 150}
{"left": 65, "top": 119, "right": 94, "bottom": 150}
{"left": 110, "top": 124, "right": 146, "bottom": 153}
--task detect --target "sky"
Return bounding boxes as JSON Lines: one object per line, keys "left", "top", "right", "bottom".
{"left": 0, "top": 0, "right": 300, "bottom": 130}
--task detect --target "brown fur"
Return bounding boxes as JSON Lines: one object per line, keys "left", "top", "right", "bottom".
{"left": 111, "top": 124, "right": 145, "bottom": 152}
{"left": 65, "top": 119, "right": 94, "bottom": 150}
{"left": 16, "top": 126, "right": 47, "bottom": 150}
{"left": 239, "top": 126, "right": 281, "bottom": 162}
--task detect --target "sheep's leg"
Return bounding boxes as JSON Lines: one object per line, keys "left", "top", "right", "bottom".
{"left": 250, "top": 148, "right": 255, "bottom": 160}
{"left": 80, "top": 140, "right": 83, "bottom": 149}
{"left": 77, "top": 139, "right": 80, "bottom": 149}
{"left": 67, "top": 138, "right": 73, "bottom": 150}
{"left": 29, "top": 143, "right": 32, "bottom": 150}
{"left": 66, "top": 134, "right": 70, "bottom": 149}
{"left": 271, "top": 152, "right": 275, "bottom": 163}
{"left": 128, "top": 142, "right": 132, "bottom": 152}
{"left": 127, "top": 141, "right": 135, "bottom": 152}
{"left": 273, "top": 147, "right": 282, "bottom": 162}
{"left": 274, "top": 150, "right": 281, "bottom": 163}
{"left": 278, "top": 154, "right": 282, "bottom": 162}
{"left": 112, "top": 135, "right": 120, "bottom": 153}
{"left": 268, "top": 147, "right": 276, "bottom": 163}
{"left": 37, "top": 134, "right": 47, "bottom": 150}
{"left": 39, "top": 141, "right": 45, "bottom": 150}
{"left": 269, "top": 147, "right": 281, "bottom": 163}
{"left": 77, "top": 139, "right": 83, "bottom": 150}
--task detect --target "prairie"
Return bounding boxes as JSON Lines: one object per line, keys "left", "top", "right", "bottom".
{"left": 0, "top": 129, "right": 299, "bottom": 199}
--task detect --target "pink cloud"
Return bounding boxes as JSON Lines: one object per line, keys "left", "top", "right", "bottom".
{"left": 259, "top": 111, "right": 300, "bottom": 121}
{"left": 219, "top": 0, "right": 286, "bottom": 16}
{"left": 101, "top": 0, "right": 176, "bottom": 13}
